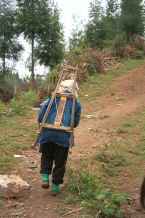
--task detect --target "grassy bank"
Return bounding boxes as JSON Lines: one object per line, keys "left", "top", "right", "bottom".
{"left": 0, "top": 90, "right": 38, "bottom": 173}
{"left": 0, "top": 110, "right": 37, "bottom": 173}
{"left": 80, "top": 58, "right": 145, "bottom": 101}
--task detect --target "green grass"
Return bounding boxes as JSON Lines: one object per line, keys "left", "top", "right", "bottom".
{"left": 110, "top": 58, "right": 145, "bottom": 75}
{"left": 80, "top": 58, "right": 145, "bottom": 101}
{"left": 0, "top": 110, "right": 37, "bottom": 173}
{"left": 80, "top": 74, "right": 115, "bottom": 100}
{"left": 1, "top": 57, "right": 145, "bottom": 216}
{"left": 65, "top": 163, "right": 127, "bottom": 218}
{"left": 116, "top": 118, "right": 137, "bottom": 134}
{"left": 64, "top": 108, "right": 145, "bottom": 217}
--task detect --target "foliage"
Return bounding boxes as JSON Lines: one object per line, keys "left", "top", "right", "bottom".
{"left": 84, "top": 0, "right": 120, "bottom": 49}
{"left": 0, "top": 109, "right": 37, "bottom": 173}
{"left": 86, "top": 0, "right": 106, "bottom": 49}
{"left": 0, "top": 0, "right": 23, "bottom": 80}
{"left": 80, "top": 73, "right": 114, "bottom": 100}
{"left": 113, "top": 33, "right": 127, "bottom": 56}
{"left": 110, "top": 58, "right": 145, "bottom": 75}
{"left": 9, "top": 90, "right": 38, "bottom": 115}
{"left": 43, "top": 68, "right": 59, "bottom": 92}
{"left": 16, "top": 0, "right": 64, "bottom": 85}
{"left": 65, "top": 48, "right": 106, "bottom": 85}
{"left": 106, "top": 0, "right": 119, "bottom": 18}
{"left": 72, "top": 0, "right": 144, "bottom": 53}
{"left": 35, "top": 2, "right": 64, "bottom": 68}
{"left": 120, "top": 0, "right": 144, "bottom": 40}
{"left": 0, "top": 100, "right": 8, "bottom": 116}
{"left": 136, "top": 50, "right": 144, "bottom": 59}
{"left": 67, "top": 166, "right": 127, "bottom": 217}
{"left": 105, "top": 0, "right": 120, "bottom": 39}
{"left": 69, "top": 29, "right": 87, "bottom": 51}
{"left": 94, "top": 143, "right": 130, "bottom": 177}
{"left": 69, "top": 16, "right": 88, "bottom": 50}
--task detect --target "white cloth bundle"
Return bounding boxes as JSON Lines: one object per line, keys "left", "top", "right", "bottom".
{"left": 58, "top": 80, "right": 79, "bottom": 97}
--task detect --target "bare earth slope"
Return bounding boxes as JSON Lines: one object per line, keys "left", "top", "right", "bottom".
{"left": 1, "top": 66, "right": 145, "bottom": 217}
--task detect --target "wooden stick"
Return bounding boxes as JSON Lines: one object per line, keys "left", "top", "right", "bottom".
{"left": 69, "top": 66, "right": 78, "bottom": 147}
{"left": 32, "top": 69, "right": 64, "bottom": 148}
{"left": 62, "top": 207, "right": 83, "bottom": 217}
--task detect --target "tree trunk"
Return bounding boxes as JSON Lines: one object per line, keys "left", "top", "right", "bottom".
{"left": 31, "top": 37, "right": 37, "bottom": 90}
{"left": 2, "top": 56, "right": 6, "bottom": 83}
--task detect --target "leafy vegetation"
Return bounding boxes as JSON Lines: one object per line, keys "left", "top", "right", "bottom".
{"left": 120, "top": 0, "right": 144, "bottom": 40}
{"left": 16, "top": 0, "right": 64, "bottom": 88}
{"left": 64, "top": 107, "right": 145, "bottom": 217}
{"left": 110, "top": 58, "right": 145, "bottom": 74}
{"left": 0, "top": 1, "right": 145, "bottom": 217}
{"left": 69, "top": 0, "right": 145, "bottom": 51}
{"left": 66, "top": 162, "right": 127, "bottom": 218}
{"left": 0, "top": 0, "right": 23, "bottom": 82}
{"left": 80, "top": 73, "right": 115, "bottom": 100}
{"left": 9, "top": 90, "right": 38, "bottom": 115}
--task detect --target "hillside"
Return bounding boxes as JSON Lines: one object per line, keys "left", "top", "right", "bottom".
{"left": 1, "top": 64, "right": 145, "bottom": 217}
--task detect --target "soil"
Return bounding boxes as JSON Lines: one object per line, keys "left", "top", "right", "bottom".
{"left": 1, "top": 66, "right": 145, "bottom": 217}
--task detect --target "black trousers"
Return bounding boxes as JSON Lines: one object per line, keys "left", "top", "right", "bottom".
{"left": 40, "top": 142, "right": 69, "bottom": 185}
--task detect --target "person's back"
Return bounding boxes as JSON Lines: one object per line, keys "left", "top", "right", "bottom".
{"left": 38, "top": 90, "right": 81, "bottom": 149}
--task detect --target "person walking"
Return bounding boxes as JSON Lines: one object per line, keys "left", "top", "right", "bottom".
{"left": 38, "top": 80, "right": 81, "bottom": 195}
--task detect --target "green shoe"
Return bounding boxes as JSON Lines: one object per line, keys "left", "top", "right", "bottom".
{"left": 50, "top": 184, "right": 59, "bottom": 196}
{"left": 41, "top": 174, "right": 49, "bottom": 189}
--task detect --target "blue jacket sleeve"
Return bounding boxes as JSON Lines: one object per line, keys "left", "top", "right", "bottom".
{"left": 74, "top": 99, "right": 81, "bottom": 128}
{"left": 38, "top": 99, "right": 50, "bottom": 124}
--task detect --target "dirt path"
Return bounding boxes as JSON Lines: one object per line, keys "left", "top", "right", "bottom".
{"left": 1, "top": 66, "right": 145, "bottom": 218}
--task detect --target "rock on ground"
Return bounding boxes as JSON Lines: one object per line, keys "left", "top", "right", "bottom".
{"left": 0, "top": 174, "right": 30, "bottom": 198}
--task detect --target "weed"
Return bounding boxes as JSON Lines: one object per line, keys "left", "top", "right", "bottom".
{"left": 116, "top": 118, "right": 135, "bottom": 134}
{"left": 66, "top": 166, "right": 127, "bottom": 217}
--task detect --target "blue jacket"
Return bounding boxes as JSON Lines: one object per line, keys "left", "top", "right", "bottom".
{"left": 38, "top": 92, "right": 81, "bottom": 150}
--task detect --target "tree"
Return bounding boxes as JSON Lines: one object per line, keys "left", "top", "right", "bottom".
{"left": 69, "top": 16, "right": 87, "bottom": 50}
{"left": 35, "top": 2, "right": 64, "bottom": 68}
{"left": 106, "top": 0, "right": 119, "bottom": 18}
{"left": 85, "top": 0, "right": 106, "bottom": 49}
{"left": 120, "top": 0, "right": 144, "bottom": 40}
{"left": 0, "top": 0, "right": 23, "bottom": 83}
{"left": 16, "top": 0, "right": 64, "bottom": 88}
{"left": 105, "top": 0, "right": 120, "bottom": 39}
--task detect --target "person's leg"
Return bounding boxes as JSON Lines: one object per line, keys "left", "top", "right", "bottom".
{"left": 40, "top": 143, "right": 54, "bottom": 188}
{"left": 40, "top": 151, "right": 53, "bottom": 175}
{"left": 51, "top": 144, "right": 69, "bottom": 194}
